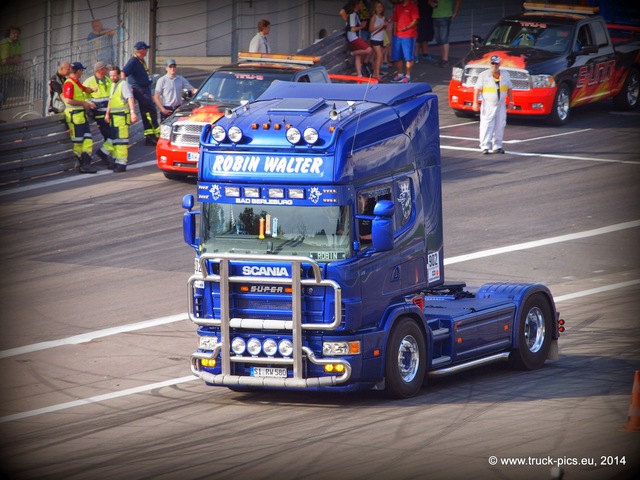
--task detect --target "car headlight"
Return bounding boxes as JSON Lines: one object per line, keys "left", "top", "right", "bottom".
{"left": 160, "top": 123, "right": 172, "bottom": 140}
{"left": 452, "top": 66, "right": 463, "bottom": 82}
{"left": 531, "top": 74, "right": 556, "bottom": 88}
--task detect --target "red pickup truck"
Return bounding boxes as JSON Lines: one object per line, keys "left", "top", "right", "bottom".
{"left": 157, "top": 53, "right": 374, "bottom": 180}
{"left": 448, "top": 2, "right": 640, "bottom": 125}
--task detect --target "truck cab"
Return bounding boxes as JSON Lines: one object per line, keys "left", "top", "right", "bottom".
{"left": 182, "top": 82, "right": 561, "bottom": 398}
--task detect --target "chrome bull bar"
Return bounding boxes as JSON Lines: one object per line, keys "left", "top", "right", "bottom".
{"left": 188, "top": 253, "right": 349, "bottom": 386}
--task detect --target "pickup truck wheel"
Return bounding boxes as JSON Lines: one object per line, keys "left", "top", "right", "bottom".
{"left": 510, "top": 294, "right": 553, "bottom": 370}
{"left": 385, "top": 318, "right": 426, "bottom": 399}
{"left": 613, "top": 67, "right": 639, "bottom": 110}
{"left": 548, "top": 83, "right": 571, "bottom": 125}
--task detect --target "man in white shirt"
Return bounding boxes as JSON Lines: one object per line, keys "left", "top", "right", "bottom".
{"left": 472, "top": 55, "right": 514, "bottom": 154}
{"left": 249, "top": 19, "right": 271, "bottom": 53}
{"left": 153, "top": 59, "right": 197, "bottom": 121}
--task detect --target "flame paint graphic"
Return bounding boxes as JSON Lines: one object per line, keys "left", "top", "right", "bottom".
{"left": 468, "top": 50, "right": 527, "bottom": 69}
{"left": 175, "top": 105, "right": 224, "bottom": 124}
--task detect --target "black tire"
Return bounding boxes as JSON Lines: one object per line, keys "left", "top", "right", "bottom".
{"left": 163, "top": 171, "right": 188, "bottom": 181}
{"left": 510, "top": 293, "right": 553, "bottom": 370}
{"left": 613, "top": 67, "right": 639, "bottom": 111}
{"left": 453, "top": 109, "right": 476, "bottom": 118}
{"left": 385, "top": 317, "right": 426, "bottom": 399}
{"left": 547, "top": 83, "right": 571, "bottom": 125}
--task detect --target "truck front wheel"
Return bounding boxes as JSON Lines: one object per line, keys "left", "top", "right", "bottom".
{"left": 385, "top": 318, "right": 426, "bottom": 399}
{"left": 613, "top": 67, "right": 639, "bottom": 111}
{"left": 510, "top": 294, "right": 553, "bottom": 370}
{"left": 548, "top": 83, "right": 571, "bottom": 125}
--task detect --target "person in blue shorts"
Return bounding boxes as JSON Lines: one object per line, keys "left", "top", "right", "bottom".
{"left": 390, "top": 0, "right": 419, "bottom": 83}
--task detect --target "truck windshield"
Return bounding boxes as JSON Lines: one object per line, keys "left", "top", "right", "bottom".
{"left": 200, "top": 203, "right": 352, "bottom": 261}
{"left": 194, "top": 71, "right": 292, "bottom": 105}
{"left": 486, "top": 22, "right": 572, "bottom": 52}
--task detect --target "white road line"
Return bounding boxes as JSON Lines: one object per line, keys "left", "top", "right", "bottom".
{"left": 444, "top": 220, "right": 640, "bottom": 265}
{"left": 441, "top": 145, "right": 639, "bottom": 165}
{"left": 0, "top": 159, "right": 158, "bottom": 197}
{"left": 440, "top": 128, "right": 593, "bottom": 144}
{"left": 554, "top": 280, "right": 640, "bottom": 303}
{"left": 0, "top": 313, "right": 190, "bottom": 359}
{"left": 1, "top": 220, "right": 639, "bottom": 423}
{"left": 2, "top": 278, "right": 638, "bottom": 424}
{"left": 1, "top": 220, "right": 638, "bottom": 360}
{"left": 0, "top": 376, "right": 197, "bottom": 424}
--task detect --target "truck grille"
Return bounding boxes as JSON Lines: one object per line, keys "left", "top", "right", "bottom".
{"left": 170, "top": 123, "right": 206, "bottom": 147}
{"left": 462, "top": 66, "right": 531, "bottom": 91}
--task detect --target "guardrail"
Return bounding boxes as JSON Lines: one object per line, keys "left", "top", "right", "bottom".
{"left": 0, "top": 113, "right": 142, "bottom": 186}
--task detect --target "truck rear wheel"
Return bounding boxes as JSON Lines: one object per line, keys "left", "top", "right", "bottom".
{"left": 613, "top": 67, "right": 639, "bottom": 111}
{"left": 548, "top": 83, "right": 571, "bottom": 125}
{"left": 385, "top": 318, "right": 426, "bottom": 399}
{"left": 510, "top": 293, "right": 552, "bottom": 370}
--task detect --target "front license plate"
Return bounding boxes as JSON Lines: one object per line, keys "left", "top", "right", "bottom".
{"left": 187, "top": 151, "right": 199, "bottom": 162}
{"left": 250, "top": 367, "right": 287, "bottom": 378}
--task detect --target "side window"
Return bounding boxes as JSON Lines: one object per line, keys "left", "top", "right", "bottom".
{"left": 576, "top": 25, "right": 594, "bottom": 50}
{"left": 395, "top": 178, "right": 413, "bottom": 229}
{"left": 592, "top": 21, "right": 609, "bottom": 47}
{"left": 296, "top": 74, "right": 311, "bottom": 83}
{"left": 357, "top": 185, "right": 392, "bottom": 245}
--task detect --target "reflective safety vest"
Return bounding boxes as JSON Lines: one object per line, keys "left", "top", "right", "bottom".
{"left": 63, "top": 78, "right": 87, "bottom": 112}
{"left": 109, "top": 80, "right": 130, "bottom": 114}
{"left": 83, "top": 75, "right": 112, "bottom": 110}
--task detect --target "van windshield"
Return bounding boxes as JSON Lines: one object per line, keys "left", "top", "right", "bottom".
{"left": 200, "top": 203, "right": 352, "bottom": 261}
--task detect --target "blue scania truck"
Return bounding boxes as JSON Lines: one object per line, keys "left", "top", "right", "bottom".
{"left": 181, "top": 81, "right": 562, "bottom": 398}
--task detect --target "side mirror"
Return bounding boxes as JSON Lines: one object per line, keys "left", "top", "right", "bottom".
{"left": 472, "top": 35, "right": 483, "bottom": 48}
{"left": 181, "top": 88, "right": 193, "bottom": 101}
{"left": 576, "top": 44, "right": 598, "bottom": 55}
{"left": 372, "top": 200, "right": 394, "bottom": 252}
{"left": 182, "top": 194, "right": 198, "bottom": 248}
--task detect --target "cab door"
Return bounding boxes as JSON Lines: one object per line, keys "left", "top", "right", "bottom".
{"left": 571, "top": 22, "right": 616, "bottom": 106}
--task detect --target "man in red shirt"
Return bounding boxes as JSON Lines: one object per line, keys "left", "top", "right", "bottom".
{"left": 63, "top": 62, "right": 98, "bottom": 173}
{"left": 391, "top": 0, "right": 420, "bottom": 83}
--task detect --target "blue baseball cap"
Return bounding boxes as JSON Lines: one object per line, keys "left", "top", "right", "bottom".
{"left": 70, "top": 61, "right": 87, "bottom": 71}
{"left": 134, "top": 41, "right": 150, "bottom": 50}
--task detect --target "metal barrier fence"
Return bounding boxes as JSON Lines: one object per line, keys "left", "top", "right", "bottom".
{"left": 0, "top": 30, "right": 126, "bottom": 118}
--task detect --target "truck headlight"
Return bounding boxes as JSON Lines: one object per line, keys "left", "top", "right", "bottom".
{"left": 531, "top": 74, "right": 556, "bottom": 88}
{"left": 198, "top": 335, "right": 218, "bottom": 350}
{"left": 286, "top": 127, "right": 301, "bottom": 144}
{"left": 451, "top": 66, "right": 463, "bottom": 82}
{"left": 160, "top": 123, "right": 171, "bottom": 140}
{"left": 263, "top": 338, "right": 277, "bottom": 356}
{"left": 278, "top": 339, "right": 293, "bottom": 357}
{"left": 322, "top": 341, "right": 361, "bottom": 356}
{"left": 212, "top": 125, "right": 226, "bottom": 142}
{"left": 231, "top": 337, "right": 246, "bottom": 355}
{"left": 247, "top": 337, "right": 262, "bottom": 355}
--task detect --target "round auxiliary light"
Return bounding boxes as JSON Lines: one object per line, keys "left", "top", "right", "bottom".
{"left": 228, "top": 126, "right": 243, "bottom": 143}
{"left": 278, "top": 339, "right": 294, "bottom": 357}
{"left": 303, "top": 127, "right": 319, "bottom": 145}
{"left": 263, "top": 338, "right": 278, "bottom": 356}
{"left": 231, "top": 337, "right": 246, "bottom": 355}
{"left": 286, "top": 127, "right": 301, "bottom": 144}
{"left": 247, "top": 337, "right": 262, "bottom": 356}
{"left": 212, "top": 125, "right": 226, "bottom": 142}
